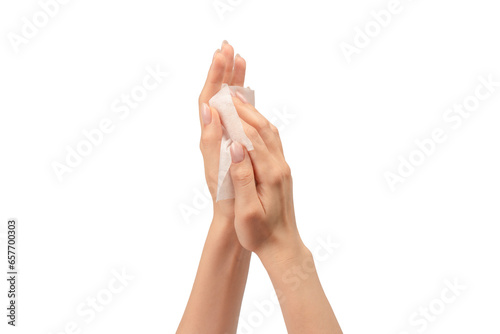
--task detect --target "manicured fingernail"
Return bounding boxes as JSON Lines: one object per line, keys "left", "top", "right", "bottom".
{"left": 213, "top": 49, "right": 221, "bottom": 60}
{"left": 230, "top": 142, "right": 244, "bottom": 163}
{"left": 222, "top": 40, "right": 228, "bottom": 47}
{"left": 236, "top": 91, "right": 248, "bottom": 104}
{"left": 202, "top": 103, "right": 212, "bottom": 125}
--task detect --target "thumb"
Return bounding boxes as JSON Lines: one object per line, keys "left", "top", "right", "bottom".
{"left": 229, "top": 142, "right": 259, "bottom": 207}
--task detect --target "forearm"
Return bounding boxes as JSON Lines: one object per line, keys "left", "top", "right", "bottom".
{"left": 257, "top": 236, "right": 342, "bottom": 334}
{"left": 177, "top": 213, "right": 251, "bottom": 334}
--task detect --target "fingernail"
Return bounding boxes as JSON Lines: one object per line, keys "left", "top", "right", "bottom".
{"left": 213, "top": 49, "right": 221, "bottom": 60}
{"left": 235, "top": 53, "right": 241, "bottom": 58}
{"left": 202, "top": 103, "right": 212, "bottom": 125}
{"left": 222, "top": 40, "right": 228, "bottom": 48}
{"left": 236, "top": 91, "right": 248, "bottom": 104}
{"left": 230, "top": 142, "right": 244, "bottom": 163}
{"left": 229, "top": 89, "right": 236, "bottom": 97}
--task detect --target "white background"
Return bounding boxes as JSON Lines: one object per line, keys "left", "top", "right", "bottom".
{"left": 1, "top": 0, "right": 499, "bottom": 333}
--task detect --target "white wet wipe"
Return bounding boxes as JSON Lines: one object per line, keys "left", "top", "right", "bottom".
{"left": 209, "top": 84, "right": 255, "bottom": 201}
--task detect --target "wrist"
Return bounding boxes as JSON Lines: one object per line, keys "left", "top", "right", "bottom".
{"left": 213, "top": 201, "right": 235, "bottom": 222}
{"left": 210, "top": 210, "right": 248, "bottom": 253}
{"left": 256, "top": 230, "right": 311, "bottom": 268}
{"left": 212, "top": 211, "right": 233, "bottom": 226}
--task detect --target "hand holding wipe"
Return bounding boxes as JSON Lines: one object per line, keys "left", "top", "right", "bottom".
{"left": 209, "top": 83, "right": 255, "bottom": 201}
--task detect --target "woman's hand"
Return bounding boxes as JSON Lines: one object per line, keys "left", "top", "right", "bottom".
{"left": 226, "top": 94, "right": 342, "bottom": 334}
{"left": 198, "top": 41, "right": 247, "bottom": 218}
{"left": 181, "top": 42, "right": 342, "bottom": 334}
{"left": 227, "top": 94, "right": 305, "bottom": 258}
{"left": 177, "top": 42, "right": 252, "bottom": 334}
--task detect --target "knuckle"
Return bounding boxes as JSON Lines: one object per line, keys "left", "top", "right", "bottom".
{"left": 199, "top": 131, "right": 219, "bottom": 149}
{"left": 245, "top": 126, "right": 259, "bottom": 140}
{"left": 283, "top": 163, "right": 292, "bottom": 179}
{"left": 233, "top": 167, "right": 254, "bottom": 186}
{"left": 269, "top": 124, "right": 280, "bottom": 135}
{"left": 268, "top": 167, "right": 283, "bottom": 185}
{"left": 267, "top": 164, "right": 291, "bottom": 185}
{"left": 255, "top": 118, "right": 270, "bottom": 131}
{"left": 261, "top": 126, "right": 280, "bottom": 145}
{"left": 199, "top": 136, "right": 210, "bottom": 150}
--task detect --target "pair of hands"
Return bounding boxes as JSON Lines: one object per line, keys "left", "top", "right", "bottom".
{"left": 179, "top": 42, "right": 342, "bottom": 334}
{"left": 198, "top": 41, "right": 301, "bottom": 257}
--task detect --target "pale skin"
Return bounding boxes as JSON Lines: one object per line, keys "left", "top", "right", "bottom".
{"left": 177, "top": 41, "right": 342, "bottom": 334}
